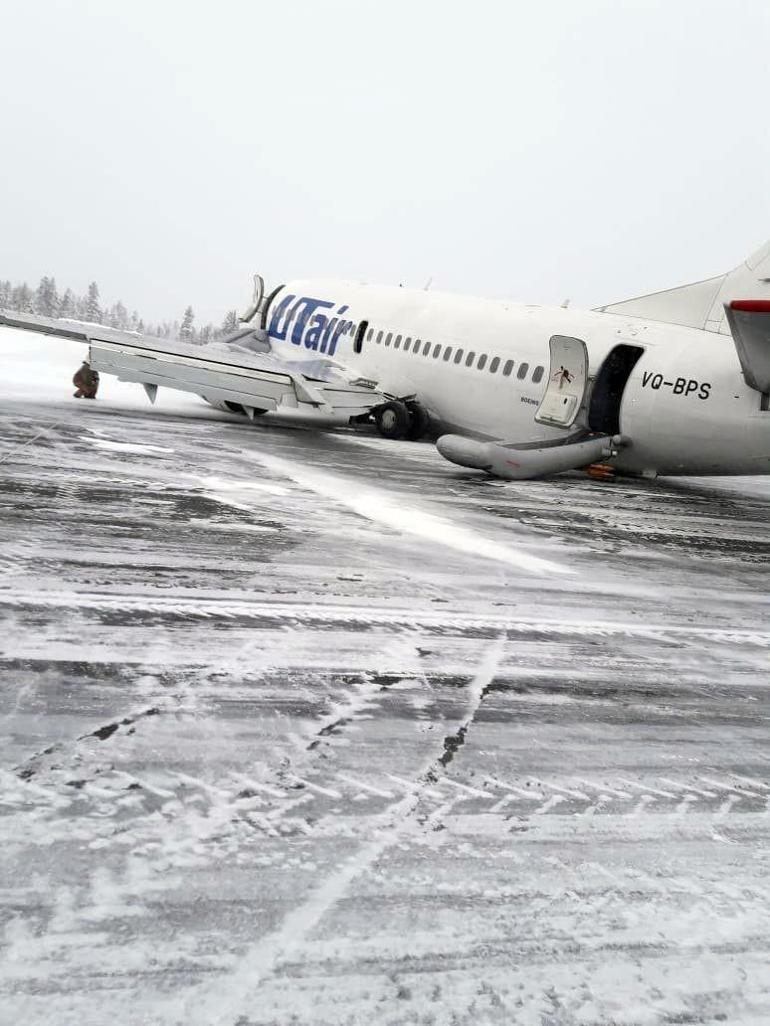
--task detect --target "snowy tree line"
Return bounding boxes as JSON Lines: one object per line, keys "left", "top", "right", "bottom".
{"left": 0, "top": 275, "right": 240, "bottom": 344}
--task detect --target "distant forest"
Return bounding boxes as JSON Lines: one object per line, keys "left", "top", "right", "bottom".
{"left": 0, "top": 275, "right": 240, "bottom": 343}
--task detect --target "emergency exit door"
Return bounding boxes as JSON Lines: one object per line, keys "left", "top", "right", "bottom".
{"left": 535, "top": 335, "right": 589, "bottom": 428}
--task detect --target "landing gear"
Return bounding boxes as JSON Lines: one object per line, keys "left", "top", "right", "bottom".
{"left": 405, "top": 401, "right": 430, "bottom": 441}
{"left": 374, "top": 400, "right": 430, "bottom": 441}
{"left": 375, "top": 401, "right": 411, "bottom": 439}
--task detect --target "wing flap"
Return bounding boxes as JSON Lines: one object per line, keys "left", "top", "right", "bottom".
{"left": 89, "top": 341, "right": 292, "bottom": 412}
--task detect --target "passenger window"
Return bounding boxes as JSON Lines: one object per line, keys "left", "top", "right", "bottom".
{"left": 489, "top": 356, "right": 500, "bottom": 373}
{"left": 422, "top": 340, "right": 430, "bottom": 355}
{"left": 443, "top": 347, "right": 453, "bottom": 361}
{"left": 503, "top": 360, "right": 514, "bottom": 376}
{"left": 532, "top": 365, "right": 544, "bottom": 383}
{"left": 465, "top": 351, "right": 475, "bottom": 366}
{"left": 433, "top": 345, "right": 442, "bottom": 359}
{"left": 404, "top": 337, "right": 412, "bottom": 352}
{"left": 376, "top": 331, "right": 383, "bottom": 344}
{"left": 353, "top": 319, "right": 368, "bottom": 354}
{"left": 367, "top": 328, "right": 374, "bottom": 342}
{"left": 477, "top": 354, "right": 487, "bottom": 370}
{"left": 517, "top": 362, "right": 529, "bottom": 379}
{"left": 454, "top": 349, "right": 464, "bottom": 364}
{"left": 394, "top": 334, "right": 403, "bottom": 349}
{"left": 385, "top": 333, "right": 393, "bottom": 346}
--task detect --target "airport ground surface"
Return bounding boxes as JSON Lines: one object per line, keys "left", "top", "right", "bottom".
{"left": 1, "top": 334, "right": 770, "bottom": 1026}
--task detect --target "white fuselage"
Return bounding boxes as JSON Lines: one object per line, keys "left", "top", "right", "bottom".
{"left": 265, "top": 279, "right": 770, "bottom": 476}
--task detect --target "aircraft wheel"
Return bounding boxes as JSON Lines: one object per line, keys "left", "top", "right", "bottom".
{"left": 375, "top": 401, "right": 410, "bottom": 439}
{"left": 406, "top": 402, "right": 430, "bottom": 441}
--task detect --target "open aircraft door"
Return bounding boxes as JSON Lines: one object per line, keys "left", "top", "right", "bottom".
{"left": 535, "top": 335, "right": 589, "bottom": 428}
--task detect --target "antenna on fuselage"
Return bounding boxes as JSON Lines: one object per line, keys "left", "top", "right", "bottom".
{"left": 423, "top": 276, "right": 433, "bottom": 291}
{"left": 561, "top": 297, "right": 570, "bottom": 308}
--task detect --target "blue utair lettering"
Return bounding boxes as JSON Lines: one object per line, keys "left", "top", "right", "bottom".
{"left": 291, "top": 297, "right": 335, "bottom": 346}
{"left": 268, "top": 294, "right": 351, "bottom": 355}
{"left": 321, "top": 305, "right": 349, "bottom": 355}
{"left": 267, "top": 294, "right": 296, "bottom": 340}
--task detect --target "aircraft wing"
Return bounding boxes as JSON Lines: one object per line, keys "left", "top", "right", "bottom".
{"left": 0, "top": 309, "right": 385, "bottom": 421}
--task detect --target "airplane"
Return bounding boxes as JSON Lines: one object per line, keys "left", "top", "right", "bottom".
{"left": 1, "top": 238, "right": 769, "bottom": 481}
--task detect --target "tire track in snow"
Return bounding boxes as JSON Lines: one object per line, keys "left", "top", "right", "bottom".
{"left": 183, "top": 637, "right": 506, "bottom": 1025}
{"left": 4, "top": 590, "right": 768, "bottom": 648}
{"left": 241, "top": 452, "right": 572, "bottom": 576}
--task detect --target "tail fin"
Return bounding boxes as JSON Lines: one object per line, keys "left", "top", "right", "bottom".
{"left": 596, "top": 239, "right": 770, "bottom": 334}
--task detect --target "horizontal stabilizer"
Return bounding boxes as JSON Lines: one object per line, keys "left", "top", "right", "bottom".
{"left": 724, "top": 300, "right": 770, "bottom": 394}
{"left": 597, "top": 239, "right": 770, "bottom": 334}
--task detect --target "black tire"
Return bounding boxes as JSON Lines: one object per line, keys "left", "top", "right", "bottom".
{"left": 406, "top": 402, "right": 430, "bottom": 441}
{"left": 375, "top": 400, "right": 410, "bottom": 439}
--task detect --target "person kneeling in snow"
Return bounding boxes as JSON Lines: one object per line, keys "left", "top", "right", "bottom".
{"left": 73, "top": 361, "right": 100, "bottom": 399}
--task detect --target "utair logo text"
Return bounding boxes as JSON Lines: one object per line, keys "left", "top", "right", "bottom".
{"left": 268, "top": 295, "right": 352, "bottom": 356}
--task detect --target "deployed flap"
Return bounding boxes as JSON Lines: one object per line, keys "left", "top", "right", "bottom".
{"left": 89, "top": 338, "right": 293, "bottom": 414}
{"left": 535, "top": 335, "right": 589, "bottom": 428}
{"left": 724, "top": 300, "right": 770, "bottom": 394}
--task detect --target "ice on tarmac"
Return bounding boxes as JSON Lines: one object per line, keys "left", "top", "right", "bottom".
{"left": 1, "top": 329, "right": 769, "bottom": 1025}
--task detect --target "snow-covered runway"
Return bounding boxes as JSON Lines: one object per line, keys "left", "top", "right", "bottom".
{"left": 1, "top": 333, "right": 769, "bottom": 1025}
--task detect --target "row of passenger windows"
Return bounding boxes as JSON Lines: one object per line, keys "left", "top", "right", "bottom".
{"left": 359, "top": 325, "right": 545, "bottom": 383}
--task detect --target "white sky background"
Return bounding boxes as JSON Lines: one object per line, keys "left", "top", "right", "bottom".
{"left": 1, "top": 0, "right": 769, "bottom": 326}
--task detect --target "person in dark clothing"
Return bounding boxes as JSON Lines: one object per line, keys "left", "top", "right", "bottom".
{"left": 73, "top": 361, "right": 100, "bottom": 399}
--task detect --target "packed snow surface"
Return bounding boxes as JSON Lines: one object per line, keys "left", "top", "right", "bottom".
{"left": 1, "top": 329, "right": 770, "bottom": 1025}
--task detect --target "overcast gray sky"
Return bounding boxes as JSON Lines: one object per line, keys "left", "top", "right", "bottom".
{"left": 1, "top": 0, "right": 769, "bottom": 326}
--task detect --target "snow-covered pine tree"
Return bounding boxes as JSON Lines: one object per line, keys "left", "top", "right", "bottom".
{"left": 220, "top": 310, "right": 239, "bottom": 335}
{"left": 12, "top": 283, "right": 35, "bottom": 312}
{"left": 179, "top": 306, "right": 195, "bottom": 342}
{"left": 198, "top": 323, "right": 213, "bottom": 343}
{"left": 33, "top": 276, "right": 49, "bottom": 314}
{"left": 0, "top": 280, "right": 11, "bottom": 309}
{"left": 108, "top": 300, "right": 128, "bottom": 330}
{"left": 58, "top": 288, "right": 77, "bottom": 319}
{"left": 84, "top": 281, "right": 102, "bottom": 324}
{"left": 34, "top": 276, "right": 59, "bottom": 317}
